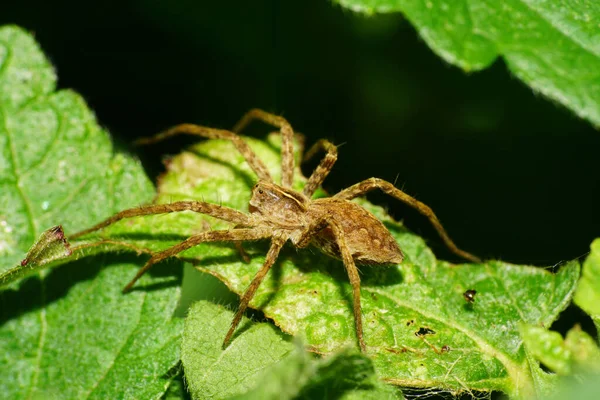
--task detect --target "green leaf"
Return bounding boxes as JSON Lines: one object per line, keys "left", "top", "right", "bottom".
{"left": 334, "top": 0, "right": 600, "bottom": 126}
{"left": 549, "top": 376, "right": 600, "bottom": 400}
{"left": 574, "top": 239, "right": 600, "bottom": 333}
{"left": 0, "top": 25, "right": 183, "bottom": 399}
{"left": 521, "top": 322, "right": 600, "bottom": 396}
{"left": 89, "top": 133, "right": 579, "bottom": 398}
{"left": 181, "top": 301, "right": 294, "bottom": 399}
{"left": 564, "top": 325, "right": 600, "bottom": 374}
{"left": 520, "top": 325, "right": 572, "bottom": 375}
{"left": 182, "top": 301, "right": 403, "bottom": 400}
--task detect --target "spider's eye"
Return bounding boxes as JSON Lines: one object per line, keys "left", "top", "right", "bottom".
{"left": 258, "top": 189, "right": 264, "bottom": 195}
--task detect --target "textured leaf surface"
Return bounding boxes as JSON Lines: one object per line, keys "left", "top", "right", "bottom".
{"left": 563, "top": 326, "right": 600, "bottom": 374}
{"left": 181, "top": 301, "right": 294, "bottom": 399}
{"left": 182, "top": 301, "right": 403, "bottom": 400}
{"left": 0, "top": 25, "right": 183, "bottom": 399}
{"left": 335, "top": 0, "right": 600, "bottom": 126}
{"left": 520, "top": 325, "right": 572, "bottom": 375}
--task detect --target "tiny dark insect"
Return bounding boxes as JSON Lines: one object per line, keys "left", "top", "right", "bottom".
{"left": 463, "top": 289, "right": 477, "bottom": 303}
{"left": 415, "top": 327, "right": 436, "bottom": 337}
{"left": 69, "top": 109, "right": 479, "bottom": 352}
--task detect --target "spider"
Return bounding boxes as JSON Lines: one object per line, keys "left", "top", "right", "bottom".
{"left": 70, "top": 109, "right": 480, "bottom": 352}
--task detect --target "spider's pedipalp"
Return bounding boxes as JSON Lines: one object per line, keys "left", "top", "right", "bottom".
{"left": 302, "top": 139, "right": 338, "bottom": 198}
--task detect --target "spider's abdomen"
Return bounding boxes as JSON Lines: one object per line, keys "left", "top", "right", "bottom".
{"left": 309, "top": 199, "right": 403, "bottom": 265}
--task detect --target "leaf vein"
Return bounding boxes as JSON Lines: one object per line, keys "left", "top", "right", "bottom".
{"left": 485, "top": 263, "right": 527, "bottom": 322}
{"left": 84, "top": 291, "right": 146, "bottom": 399}
{"left": 19, "top": 101, "right": 64, "bottom": 179}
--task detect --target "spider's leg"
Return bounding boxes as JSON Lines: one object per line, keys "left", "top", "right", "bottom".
{"left": 232, "top": 109, "right": 295, "bottom": 188}
{"left": 135, "top": 124, "right": 272, "bottom": 183}
{"left": 123, "top": 227, "right": 271, "bottom": 292}
{"left": 292, "top": 215, "right": 366, "bottom": 352}
{"left": 223, "top": 234, "right": 287, "bottom": 348}
{"left": 232, "top": 224, "right": 252, "bottom": 263}
{"left": 234, "top": 242, "right": 251, "bottom": 263}
{"left": 328, "top": 219, "right": 366, "bottom": 352}
{"left": 302, "top": 139, "right": 338, "bottom": 198}
{"left": 334, "top": 178, "right": 481, "bottom": 262}
{"left": 69, "top": 201, "right": 253, "bottom": 240}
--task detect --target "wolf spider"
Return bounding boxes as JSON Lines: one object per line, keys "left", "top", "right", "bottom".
{"left": 70, "top": 109, "right": 480, "bottom": 352}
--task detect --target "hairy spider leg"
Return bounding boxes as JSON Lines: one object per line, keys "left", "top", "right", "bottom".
{"left": 67, "top": 201, "right": 266, "bottom": 291}
{"left": 223, "top": 234, "right": 287, "bottom": 348}
{"left": 296, "top": 214, "right": 366, "bottom": 351}
{"left": 134, "top": 124, "right": 273, "bottom": 183}
{"left": 69, "top": 202, "right": 252, "bottom": 240}
{"left": 329, "top": 219, "right": 366, "bottom": 352}
{"left": 123, "top": 227, "right": 272, "bottom": 292}
{"left": 334, "top": 178, "right": 481, "bottom": 263}
{"left": 302, "top": 139, "right": 338, "bottom": 198}
{"left": 232, "top": 109, "right": 295, "bottom": 188}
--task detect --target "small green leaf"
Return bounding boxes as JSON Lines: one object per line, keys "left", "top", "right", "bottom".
{"left": 0, "top": 25, "right": 183, "bottom": 399}
{"left": 574, "top": 239, "right": 600, "bottom": 332}
{"left": 295, "top": 349, "right": 403, "bottom": 400}
{"left": 520, "top": 325, "right": 572, "bottom": 375}
{"left": 182, "top": 301, "right": 403, "bottom": 400}
{"left": 240, "top": 346, "right": 402, "bottom": 400}
{"left": 334, "top": 0, "right": 600, "bottom": 126}
{"left": 521, "top": 322, "right": 600, "bottom": 395}
{"left": 564, "top": 325, "right": 600, "bottom": 374}
{"left": 181, "top": 301, "right": 294, "bottom": 399}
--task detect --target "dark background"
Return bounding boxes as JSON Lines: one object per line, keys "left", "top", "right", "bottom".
{"left": 2, "top": 2, "right": 598, "bottom": 272}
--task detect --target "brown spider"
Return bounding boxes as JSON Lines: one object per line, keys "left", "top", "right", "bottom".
{"left": 70, "top": 109, "right": 480, "bottom": 352}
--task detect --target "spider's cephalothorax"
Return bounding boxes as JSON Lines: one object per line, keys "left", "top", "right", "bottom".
{"left": 248, "top": 181, "right": 309, "bottom": 227}
{"left": 70, "top": 109, "right": 480, "bottom": 352}
{"left": 249, "top": 181, "right": 403, "bottom": 265}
